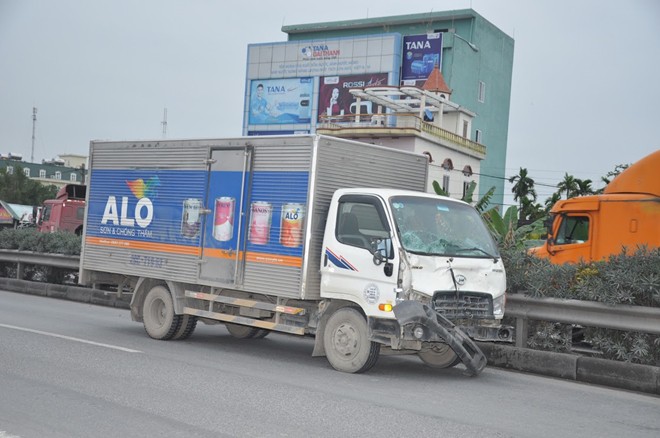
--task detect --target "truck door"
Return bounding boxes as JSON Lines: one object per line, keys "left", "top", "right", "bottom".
{"left": 320, "top": 194, "right": 398, "bottom": 309}
{"left": 199, "top": 147, "right": 252, "bottom": 285}
{"left": 548, "top": 214, "right": 592, "bottom": 263}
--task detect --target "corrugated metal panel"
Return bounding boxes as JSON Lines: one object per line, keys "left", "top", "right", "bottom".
{"left": 81, "top": 248, "right": 199, "bottom": 283}
{"left": 90, "top": 140, "right": 210, "bottom": 170}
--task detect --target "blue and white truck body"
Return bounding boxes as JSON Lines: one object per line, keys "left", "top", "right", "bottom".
{"left": 80, "top": 135, "right": 510, "bottom": 375}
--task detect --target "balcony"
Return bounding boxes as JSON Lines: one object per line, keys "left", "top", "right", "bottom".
{"left": 316, "top": 112, "right": 486, "bottom": 159}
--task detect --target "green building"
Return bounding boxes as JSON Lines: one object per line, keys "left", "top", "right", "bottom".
{"left": 243, "top": 9, "right": 513, "bottom": 207}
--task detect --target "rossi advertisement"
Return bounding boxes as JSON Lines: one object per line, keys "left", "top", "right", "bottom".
{"left": 317, "top": 73, "right": 389, "bottom": 121}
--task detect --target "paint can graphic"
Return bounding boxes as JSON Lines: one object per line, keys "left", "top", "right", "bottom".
{"left": 213, "top": 197, "right": 235, "bottom": 241}
{"left": 280, "top": 203, "right": 305, "bottom": 248}
{"left": 249, "top": 201, "right": 272, "bottom": 245}
{"left": 181, "top": 198, "right": 202, "bottom": 238}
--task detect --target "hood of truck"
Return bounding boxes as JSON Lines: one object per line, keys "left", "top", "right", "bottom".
{"left": 405, "top": 253, "right": 506, "bottom": 299}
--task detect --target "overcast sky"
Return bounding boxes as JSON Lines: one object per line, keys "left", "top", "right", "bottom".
{"left": 1, "top": 0, "right": 658, "bottom": 207}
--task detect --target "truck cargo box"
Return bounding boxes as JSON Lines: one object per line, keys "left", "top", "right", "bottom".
{"left": 81, "top": 135, "right": 428, "bottom": 299}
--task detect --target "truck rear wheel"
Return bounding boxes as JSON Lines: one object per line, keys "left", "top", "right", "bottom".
{"left": 418, "top": 343, "right": 460, "bottom": 368}
{"left": 226, "top": 323, "right": 263, "bottom": 339}
{"left": 142, "top": 285, "right": 182, "bottom": 340}
{"left": 172, "top": 315, "right": 198, "bottom": 340}
{"left": 323, "top": 307, "right": 380, "bottom": 373}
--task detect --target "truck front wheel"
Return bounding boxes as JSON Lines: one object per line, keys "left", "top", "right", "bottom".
{"left": 142, "top": 285, "right": 182, "bottom": 340}
{"left": 323, "top": 307, "right": 380, "bottom": 373}
{"left": 418, "top": 343, "right": 460, "bottom": 368}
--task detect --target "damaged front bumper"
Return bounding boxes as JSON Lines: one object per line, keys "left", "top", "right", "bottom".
{"left": 370, "top": 301, "right": 488, "bottom": 376}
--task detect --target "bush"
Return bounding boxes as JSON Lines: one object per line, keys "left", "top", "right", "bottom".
{"left": 0, "top": 228, "right": 81, "bottom": 255}
{"left": 503, "top": 245, "right": 660, "bottom": 365}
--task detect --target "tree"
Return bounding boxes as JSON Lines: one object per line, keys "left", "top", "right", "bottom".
{"left": 556, "top": 173, "right": 578, "bottom": 199}
{"left": 599, "top": 163, "right": 630, "bottom": 193}
{"left": 0, "top": 166, "right": 57, "bottom": 205}
{"left": 574, "top": 178, "right": 595, "bottom": 196}
{"left": 544, "top": 192, "right": 562, "bottom": 212}
{"left": 508, "top": 167, "right": 537, "bottom": 225}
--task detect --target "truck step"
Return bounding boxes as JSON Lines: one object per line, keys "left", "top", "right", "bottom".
{"left": 185, "top": 291, "right": 306, "bottom": 315}
{"left": 182, "top": 307, "right": 305, "bottom": 336}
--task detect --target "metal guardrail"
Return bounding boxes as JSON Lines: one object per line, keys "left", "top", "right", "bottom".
{"left": 1, "top": 249, "right": 658, "bottom": 350}
{"left": 0, "top": 249, "right": 79, "bottom": 278}
{"left": 506, "top": 294, "right": 660, "bottom": 348}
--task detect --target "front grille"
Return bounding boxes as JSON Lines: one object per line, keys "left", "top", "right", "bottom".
{"left": 432, "top": 291, "right": 493, "bottom": 320}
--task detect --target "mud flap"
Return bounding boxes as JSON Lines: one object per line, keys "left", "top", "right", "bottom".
{"left": 393, "top": 301, "right": 487, "bottom": 377}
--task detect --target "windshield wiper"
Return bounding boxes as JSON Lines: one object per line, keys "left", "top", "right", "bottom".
{"left": 453, "top": 247, "right": 499, "bottom": 262}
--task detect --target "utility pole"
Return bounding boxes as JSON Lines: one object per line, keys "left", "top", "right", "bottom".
{"left": 31, "top": 107, "right": 37, "bottom": 163}
{"left": 161, "top": 107, "right": 168, "bottom": 138}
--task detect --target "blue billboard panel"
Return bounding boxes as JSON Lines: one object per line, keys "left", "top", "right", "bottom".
{"left": 402, "top": 33, "right": 443, "bottom": 81}
{"left": 248, "top": 78, "right": 313, "bottom": 125}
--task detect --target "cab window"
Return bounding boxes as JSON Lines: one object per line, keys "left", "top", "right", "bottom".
{"left": 336, "top": 196, "right": 390, "bottom": 253}
{"left": 555, "top": 216, "right": 589, "bottom": 244}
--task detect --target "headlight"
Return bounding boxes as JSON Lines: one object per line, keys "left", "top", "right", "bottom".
{"left": 493, "top": 294, "right": 506, "bottom": 318}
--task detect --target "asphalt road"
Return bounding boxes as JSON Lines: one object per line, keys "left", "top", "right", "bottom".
{"left": 1, "top": 290, "right": 659, "bottom": 438}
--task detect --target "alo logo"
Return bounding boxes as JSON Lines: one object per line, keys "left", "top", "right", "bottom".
{"left": 101, "top": 176, "right": 160, "bottom": 228}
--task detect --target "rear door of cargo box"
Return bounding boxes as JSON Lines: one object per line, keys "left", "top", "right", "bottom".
{"left": 199, "top": 146, "right": 253, "bottom": 285}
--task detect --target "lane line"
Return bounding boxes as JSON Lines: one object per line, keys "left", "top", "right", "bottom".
{"left": 0, "top": 323, "right": 142, "bottom": 353}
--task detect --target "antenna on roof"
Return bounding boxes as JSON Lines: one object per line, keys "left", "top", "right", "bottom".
{"left": 31, "top": 107, "right": 37, "bottom": 163}
{"left": 161, "top": 107, "right": 168, "bottom": 138}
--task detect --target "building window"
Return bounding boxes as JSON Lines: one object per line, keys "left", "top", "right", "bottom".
{"left": 441, "top": 158, "right": 454, "bottom": 171}
{"left": 478, "top": 81, "right": 486, "bottom": 103}
{"left": 55, "top": 171, "right": 62, "bottom": 180}
{"left": 39, "top": 169, "right": 46, "bottom": 178}
{"left": 442, "top": 175, "right": 450, "bottom": 193}
{"left": 24, "top": 168, "right": 30, "bottom": 177}
{"left": 475, "top": 129, "right": 482, "bottom": 144}
{"left": 70, "top": 173, "right": 77, "bottom": 182}
{"left": 7, "top": 166, "right": 13, "bottom": 175}
{"left": 462, "top": 121, "right": 469, "bottom": 138}
{"left": 462, "top": 181, "right": 470, "bottom": 199}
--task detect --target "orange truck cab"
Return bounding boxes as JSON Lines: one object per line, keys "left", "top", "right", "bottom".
{"left": 530, "top": 150, "right": 660, "bottom": 264}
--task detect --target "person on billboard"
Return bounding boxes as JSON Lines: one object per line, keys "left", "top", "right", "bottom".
{"left": 251, "top": 83, "right": 274, "bottom": 121}
{"left": 325, "top": 87, "right": 341, "bottom": 117}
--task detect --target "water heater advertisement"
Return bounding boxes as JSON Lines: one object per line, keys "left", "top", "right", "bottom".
{"left": 248, "top": 78, "right": 313, "bottom": 125}
{"left": 401, "top": 33, "right": 443, "bottom": 82}
{"left": 317, "top": 73, "right": 389, "bottom": 121}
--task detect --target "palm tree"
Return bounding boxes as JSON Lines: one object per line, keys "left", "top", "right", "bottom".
{"left": 556, "top": 173, "right": 578, "bottom": 199}
{"left": 574, "top": 178, "right": 595, "bottom": 196}
{"left": 544, "top": 192, "right": 562, "bottom": 212}
{"left": 509, "top": 167, "right": 537, "bottom": 216}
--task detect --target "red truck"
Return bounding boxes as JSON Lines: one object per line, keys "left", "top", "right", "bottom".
{"left": 38, "top": 184, "right": 86, "bottom": 235}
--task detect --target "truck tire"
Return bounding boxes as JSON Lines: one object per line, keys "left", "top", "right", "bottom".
{"left": 323, "top": 307, "right": 380, "bottom": 373}
{"left": 225, "top": 323, "right": 263, "bottom": 339}
{"left": 142, "top": 285, "right": 182, "bottom": 340}
{"left": 418, "top": 343, "right": 461, "bottom": 368}
{"left": 172, "top": 315, "right": 198, "bottom": 340}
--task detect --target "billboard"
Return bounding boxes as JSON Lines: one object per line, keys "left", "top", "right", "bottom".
{"left": 318, "top": 73, "right": 389, "bottom": 121}
{"left": 401, "top": 33, "right": 443, "bottom": 83}
{"left": 248, "top": 78, "right": 313, "bottom": 125}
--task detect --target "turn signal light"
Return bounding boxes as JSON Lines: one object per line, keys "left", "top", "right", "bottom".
{"left": 378, "top": 303, "right": 393, "bottom": 312}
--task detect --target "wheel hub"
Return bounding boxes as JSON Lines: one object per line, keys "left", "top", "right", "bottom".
{"left": 333, "top": 323, "right": 358, "bottom": 356}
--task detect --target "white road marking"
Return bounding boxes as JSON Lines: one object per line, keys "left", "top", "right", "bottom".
{"left": 0, "top": 323, "right": 142, "bottom": 353}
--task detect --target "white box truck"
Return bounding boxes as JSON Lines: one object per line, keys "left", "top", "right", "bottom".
{"left": 80, "top": 135, "right": 511, "bottom": 376}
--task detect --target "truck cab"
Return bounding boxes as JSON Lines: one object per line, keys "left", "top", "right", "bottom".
{"left": 321, "top": 189, "right": 510, "bottom": 370}
{"left": 530, "top": 150, "right": 660, "bottom": 264}
{"left": 38, "top": 184, "right": 86, "bottom": 235}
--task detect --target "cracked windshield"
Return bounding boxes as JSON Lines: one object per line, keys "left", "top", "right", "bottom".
{"left": 391, "top": 196, "right": 498, "bottom": 258}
